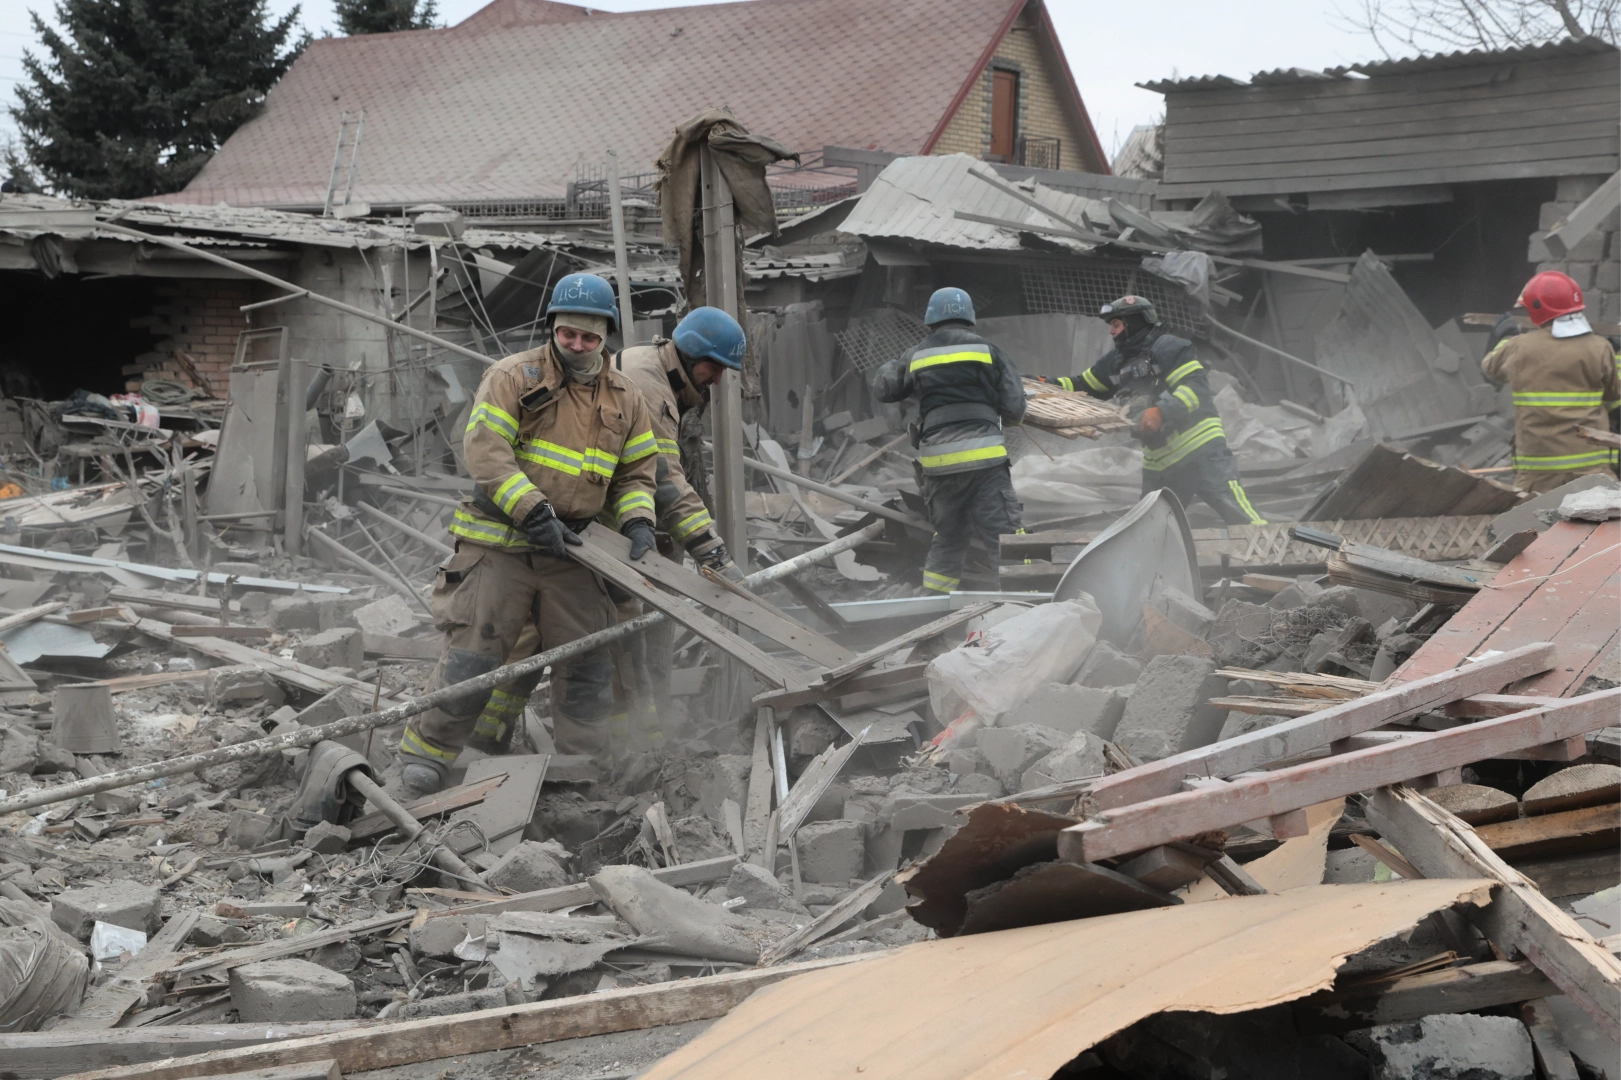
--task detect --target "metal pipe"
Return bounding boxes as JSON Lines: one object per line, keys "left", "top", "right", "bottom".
{"left": 96, "top": 222, "right": 495, "bottom": 367}
{"left": 356, "top": 501, "right": 454, "bottom": 557}
{"left": 0, "top": 525, "right": 878, "bottom": 817}
{"left": 344, "top": 768, "right": 490, "bottom": 890}
{"left": 1207, "top": 320, "right": 1356, "bottom": 387}
{"left": 306, "top": 527, "right": 427, "bottom": 610}
{"left": 741, "top": 456, "right": 930, "bottom": 531}
{"left": 606, "top": 149, "right": 637, "bottom": 344}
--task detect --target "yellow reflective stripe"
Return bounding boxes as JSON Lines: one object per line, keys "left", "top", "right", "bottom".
{"left": 582, "top": 447, "right": 619, "bottom": 479}
{"left": 1082, "top": 368, "right": 1108, "bottom": 392}
{"left": 1228, "top": 480, "right": 1267, "bottom": 525}
{"left": 493, "top": 473, "right": 537, "bottom": 515}
{"left": 621, "top": 431, "right": 659, "bottom": 462}
{"left": 517, "top": 439, "right": 585, "bottom": 475}
{"left": 1142, "top": 417, "right": 1226, "bottom": 470}
{"left": 401, "top": 727, "right": 458, "bottom": 763}
{"left": 1057, "top": 377, "right": 1076, "bottom": 392}
{"left": 922, "top": 570, "right": 959, "bottom": 593}
{"left": 1173, "top": 385, "right": 1199, "bottom": 410}
{"left": 1513, "top": 450, "right": 1617, "bottom": 469}
{"left": 671, "top": 509, "right": 713, "bottom": 539}
{"left": 909, "top": 349, "right": 993, "bottom": 372}
{"left": 1605, "top": 399, "right": 1621, "bottom": 411}
{"left": 448, "top": 509, "right": 529, "bottom": 547}
{"left": 919, "top": 444, "right": 1008, "bottom": 469}
{"left": 1165, "top": 360, "right": 1202, "bottom": 386}
{"left": 656, "top": 438, "right": 681, "bottom": 456}
{"left": 614, "top": 491, "right": 655, "bottom": 521}
{"left": 468, "top": 402, "right": 520, "bottom": 444}
{"left": 1512, "top": 392, "right": 1604, "bottom": 406}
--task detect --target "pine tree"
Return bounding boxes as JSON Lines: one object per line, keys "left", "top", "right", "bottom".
{"left": 334, "top": 0, "right": 440, "bottom": 36}
{"left": 9, "top": 0, "right": 305, "bottom": 200}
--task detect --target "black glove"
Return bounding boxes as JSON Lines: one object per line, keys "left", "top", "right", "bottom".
{"left": 697, "top": 542, "right": 745, "bottom": 583}
{"left": 622, "top": 518, "right": 657, "bottom": 561}
{"left": 521, "top": 501, "right": 581, "bottom": 557}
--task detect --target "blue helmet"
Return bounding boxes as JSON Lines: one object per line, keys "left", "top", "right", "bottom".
{"left": 547, "top": 273, "right": 620, "bottom": 332}
{"left": 924, "top": 286, "right": 975, "bottom": 327}
{"left": 673, "top": 306, "right": 746, "bottom": 370}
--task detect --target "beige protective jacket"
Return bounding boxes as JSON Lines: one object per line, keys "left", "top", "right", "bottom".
{"left": 1481, "top": 327, "right": 1620, "bottom": 491}
{"left": 450, "top": 344, "right": 659, "bottom": 549}
{"left": 613, "top": 338, "right": 718, "bottom": 551}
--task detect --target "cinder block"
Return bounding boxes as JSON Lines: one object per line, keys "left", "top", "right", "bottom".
{"left": 1004, "top": 683, "right": 1126, "bottom": 740}
{"left": 410, "top": 913, "right": 488, "bottom": 959}
{"left": 1539, "top": 201, "right": 1578, "bottom": 230}
{"left": 1557, "top": 174, "right": 1609, "bottom": 201}
{"left": 975, "top": 724, "right": 1068, "bottom": 792}
{"left": 208, "top": 668, "right": 285, "bottom": 709}
{"left": 1021, "top": 731, "right": 1110, "bottom": 792}
{"left": 51, "top": 880, "right": 161, "bottom": 940}
{"left": 795, "top": 819, "right": 865, "bottom": 884}
{"left": 229, "top": 958, "right": 356, "bottom": 1021}
{"left": 292, "top": 628, "right": 363, "bottom": 670}
{"left": 1114, "top": 655, "right": 1229, "bottom": 762}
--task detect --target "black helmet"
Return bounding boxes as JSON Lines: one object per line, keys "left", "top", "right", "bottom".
{"left": 1099, "top": 295, "right": 1161, "bottom": 326}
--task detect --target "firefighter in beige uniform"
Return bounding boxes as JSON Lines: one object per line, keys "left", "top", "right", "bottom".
{"left": 398, "top": 274, "right": 660, "bottom": 798}
{"left": 1481, "top": 270, "right": 1620, "bottom": 495}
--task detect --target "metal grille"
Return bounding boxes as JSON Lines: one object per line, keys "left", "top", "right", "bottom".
{"left": 834, "top": 308, "right": 929, "bottom": 374}
{"left": 1015, "top": 135, "right": 1061, "bottom": 171}
{"left": 1021, "top": 261, "right": 1205, "bottom": 336}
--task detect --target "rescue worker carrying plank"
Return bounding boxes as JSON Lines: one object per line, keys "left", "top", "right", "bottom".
{"left": 873, "top": 287, "right": 1026, "bottom": 595}
{"left": 397, "top": 273, "right": 660, "bottom": 798}
{"left": 1073, "top": 296, "right": 1265, "bottom": 526}
{"left": 1481, "top": 270, "right": 1621, "bottom": 494}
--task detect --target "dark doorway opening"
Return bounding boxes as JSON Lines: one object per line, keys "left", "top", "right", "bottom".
{"left": 0, "top": 271, "right": 163, "bottom": 400}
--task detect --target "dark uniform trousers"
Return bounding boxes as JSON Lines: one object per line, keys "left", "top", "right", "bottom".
{"left": 921, "top": 463, "right": 1023, "bottom": 594}
{"left": 1143, "top": 440, "right": 1265, "bottom": 527}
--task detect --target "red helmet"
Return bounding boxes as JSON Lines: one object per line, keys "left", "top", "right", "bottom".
{"left": 1518, "top": 271, "right": 1585, "bottom": 326}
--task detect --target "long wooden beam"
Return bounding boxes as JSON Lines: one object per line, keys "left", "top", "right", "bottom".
{"left": 56, "top": 954, "right": 874, "bottom": 1080}
{"left": 1086, "top": 642, "right": 1556, "bottom": 812}
{"left": 2, "top": 1023, "right": 367, "bottom": 1080}
{"left": 1364, "top": 785, "right": 1621, "bottom": 1041}
{"left": 1059, "top": 687, "right": 1620, "bottom": 863}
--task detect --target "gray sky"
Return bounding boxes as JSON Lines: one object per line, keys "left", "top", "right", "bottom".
{"left": 0, "top": 0, "right": 1386, "bottom": 172}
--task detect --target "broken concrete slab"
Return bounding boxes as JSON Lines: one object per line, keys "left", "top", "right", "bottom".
{"left": 1113, "top": 655, "right": 1228, "bottom": 762}
{"left": 411, "top": 913, "right": 488, "bottom": 961}
{"left": 298, "top": 821, "right": 351, "bottom": 855}
{"left": 1021, "top": 731, "right": 1110, "bottom": 793}
{"left": 292, "top": 628, "right": 363, "bottom": 671}
{"left": 976, "top": 724, "right": 1069, "bottom": 793}
{"left": 228, "top": 958, "right": 356, "bottom": 1021}
{"left": 796, "top": 820, "right": 865, "bottom": 885}
{"left": 51, "top": 879, "right": 160, "bottom": 940}
{"left": 207, "top": 667, "right": 286, "bottom": 709}
{"left": 589, "top": 865, "right": 760, "bottom": 963}
{"left": 487, "top": 911, "right": 630, "bottom": 992}
{"left": 1345, "top": 1013, "right": 1533, "bottom": 1080}
{"left": 352, "top": 595, "right": 417, "bottom": 638}
{"left": 1005, "top": 683, "right": 1126, "bottom": 741}
{"left": 1075, "top": 641, "right": 1143, "bottom": 689}
{"left": 727, "top": 861, "right": 809, "bottom": 915}
{"left": 486, "top": 840, "right": 570, "bottom": 893}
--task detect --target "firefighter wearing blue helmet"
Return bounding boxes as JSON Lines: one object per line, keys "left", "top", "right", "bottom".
{"left": 873, "top": 287, "right": 1028, "bottom": 595}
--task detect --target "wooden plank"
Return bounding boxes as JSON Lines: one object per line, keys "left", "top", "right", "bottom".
{"left": 1293, "top": 958, "right": 1558, "bottom": 1033}
{"left": 1162, "top": 136, "right": 1615, "bottom": 185}
{"left": 0, "top": 1023, "right": 366, "bottom": 1080}
{"left": 566, "top": 536, "right": 798, "bottom": 688}
{"left": 1542, "top": 169, "right": 1621, "bottom": 260}
{"left": 1088, "top": 641, "right": 1556, "bottom": 812}
{"left": 135, "top": 619, "right": 393, "bottom": 699}
{"left": 1474, "top": 802, "right": 1620, "bottom": 862}
{"left": 190, "top": 1062, "right": 340, "bottom": 1080}
{"left": 428, "top": 855, "right": 738, "bottom": 919}
{"left": 804, "top": 601, "right": 995, "bottom": 688}
{"left": 166, "top": 911, "right": 414, "bottom": 979}
{"left": 1364, "top": 785, "right": 1621, "bottom": 1042}
{"left": 57, "top": 912, "right": 200, "bottom": 1030}
{"left": 1060, "top": 688, "right": 1620, "bottom": 863}
{"left": 580, "top": 523, "right": 850, "bottom": 667}
{"left": 776, "top": 727, "right": 868, "bottom": 841}
{"left": 751, "top": 662, "right": 930, "bottom": 710}
{"left": 58, "top": 954, "right": 875, "bottom": 1080}
{"left": 744, "top": 709, "right": 774, "bottom": 864}
{"left": 1395, "top": 524, "right": 1592, "bottom": 681}
{"left": 110, "top": 586, "right": 245, "bottom": 614}
{"left": 345, "top": 774, "right": 507, "bottom": 845}
{"left": 1161, "top": 155, "right": 1621, "bottom": 201}
{"left": 170, "top": 625, "right": 273, "bottom": 640}
{"left": 1520, "top": 998, "right": 1581, "bottom": 1080}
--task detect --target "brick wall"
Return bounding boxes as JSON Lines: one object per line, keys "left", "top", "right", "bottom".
{"left": 931, "top": 7, "right": 1096, "bottom": 171}
{"left": 1529, "top": 176, "right": 1619, "bottom": 326}
{"left": 136, "top": 279, "right": 256, "bottom": 397}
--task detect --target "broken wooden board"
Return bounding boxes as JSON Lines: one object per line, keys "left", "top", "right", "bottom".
{"left": 1302, "top": 443, "right": 1520, "bottom": 521}
{"left": 57, "top": 953, "right": 875, "bottom": 1080}
{"left": 1293, "top": 957, "right": 1561, "bottom": 1033}
{"left": 1365, "top": 784, "right": 1621, "bottom": 1041}
{"left": 1475, "top": 802, "right": 1620, "bottom": 861}
{"left": 447, "top": 754, "right": 547, "bottom": 856}
{"left": 958, "top": 860, "right": 1178, "bottom": 936}
{"left": 1061, "top": 688, "right": 1620, "bottom": 864}
{"left": 751, "top": 662, "right": 929, "bottom": 710}
{"left": 1001, "top": 516, "right": 1495, "bottom": 568}
{"left": 56, "top": 911, "right": 199, "bottom": 1030}
{"left": 1395, "top": 519, "right": 1621, "bottom": 698}
{"left": 166, "top": 911, "right": 415, "bottom": 979}
{"left": 802, "top": 601, "right": 996, "bottom": 689}
{"left": 1325, "top": 551, "right": 1485, "bottom": 606}
{"left": 429, "top": 855, "right": 739, "bottom": 919}
{"left": 135, "top": 619, "right": 392, "bottom": 700}
{"left": 1088, "top": 641, "right": 1556, "bottom": 812}
{"left": 1, "top": 1022, "right": 367, "bottom": 1079}
{"left": 345, "top": 774, "right": 508, "bottom": 845}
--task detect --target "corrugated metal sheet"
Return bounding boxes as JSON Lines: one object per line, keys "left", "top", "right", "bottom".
{"left": 1333, "top": 35, "right": 1616, "bottom": 77}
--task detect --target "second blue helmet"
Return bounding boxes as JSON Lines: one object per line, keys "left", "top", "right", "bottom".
{"left": 924, "top": 286, "right": 975, "bottom": 327}
{"left": 547, "top": 273, "right": 620, "bottom": 332}
{"left": 673, "top": 307, "right": 746, "bottom": 370}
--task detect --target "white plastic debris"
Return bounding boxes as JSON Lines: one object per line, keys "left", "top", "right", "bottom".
{"left": 927, "top": 596, "right": 1102, "bottom": 726}
{"left": 89, "top": 921, "right": 147, "bottom": 962}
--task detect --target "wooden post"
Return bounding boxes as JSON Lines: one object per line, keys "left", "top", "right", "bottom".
{"left": 606, "top": 150, "right": 638, "bottom": 347}
{"left": 284, "top": 357, "right": 309, "bottom": 557}
{"left": 698, "top": 143, "right": 747, "bottom": 567}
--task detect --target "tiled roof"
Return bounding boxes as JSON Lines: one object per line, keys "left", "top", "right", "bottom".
{"left": 170, "top": 0, "right": 1035, "bottom": 209}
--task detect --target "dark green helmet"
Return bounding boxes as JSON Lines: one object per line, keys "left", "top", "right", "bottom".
{"left": 1098, "top": 295, "right": 1161, "bottom": 326}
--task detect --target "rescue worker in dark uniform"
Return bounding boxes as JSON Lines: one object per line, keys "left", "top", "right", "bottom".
{"left": 872, "top": 287, "right": 1026, "bottom": 595}
{"left": 1073, "top": 296, "right": 1265, "bottom": 526}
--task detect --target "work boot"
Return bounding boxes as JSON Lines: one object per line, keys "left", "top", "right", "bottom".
{"left": 399, "top": 759, "right": 447, "bottom": 800}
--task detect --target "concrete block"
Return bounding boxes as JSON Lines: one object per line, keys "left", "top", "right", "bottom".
{"left": 590, "top": 865, "right": 759, "bottom": 963}
{"left": 1562, "top": 260, "right": 1597, "bottom": 291}
{"left": 486, "top": 840, "right": 569, "bottom": 893}
{"left": 298, "top": 821, "right": 350, "bottom": 854}
{"left": 1005, "top": 683, "right": 1126, "bottom": 740}
{"left": 686, "top": 754, "right": 751, "bottom": 824}
{"left": 1114, "top": 655, "right": 1228, "bottom": 762}
{"left": 786, "top": 710, "right": 841, "bottom": 759}
{"left": 975, "top": 723, "right": 1068, "bottom": 792}
{"left": 1205, "top": 599, "right": 1273, "bottom": 660}
{"left": 795, "top": 819, "right": 865, "bottom": 884}
{"left": 1151, "top": 586, "right": 1215, "bottom": 636}
{"left": 226, "top": 808, "right": 276, "bottom": 850}
{"left": 397, "top": 985, "right": 510, "bottom": 1018}
{"left": 1347, "top": 1013, "right": 1532, "bottom": 1079}
{"left": 1561, "top": 229, "right": 1609, "bottom": 263}
{"left": 229, "top": 958, "right": 356, "bottom": 1021}
{"left": 1267, "top": 578, "right": 1323, "bottom": 610}
{"left": 1557, "top": 174, "right": 1609, "bottom": 201}
{"left": 207, "top": 667, "right": 285, "bottom": 709}
{"left": 1076, "top": 641, "right": 1142, "bottom": 688}
{"left": 51, "top": 880, "right": 161, "bottom": 940}
{"left": 352, "top": 595, "right": 416, "bottom": 637}
{"left": 864, "top": 824, "right": 904, "bottom": 876}
{"left": 848, "top": 416, "right": 893, "bottom": 443}
{"left": 411, "top": 913, "right": 488, "bottom": 960}
{"left": 0, "top": 722, "right": 39, "bottom": 774}
{"left": 293, "top": 628, "right": 363, "bottom": 671}
{"left": 267, "top": 595, "right": 324, "bottom": 632}
{"left": 1596, "top": 257, "right": 1620, "bottom": 293}
{"left": 1021, "top": 731, "right": 1110, "bottom": 792}
{"left": 951, "top": 771, "right": 1003, "bottom": 798}
{"left": 1539, "top": 200, "right": 1578, "bottom": 230}
{"left": 945, "top": 747, "right": 993, "bottom": 779}
{"left": 726, "top": 861, "right": 809, "bottom": 914}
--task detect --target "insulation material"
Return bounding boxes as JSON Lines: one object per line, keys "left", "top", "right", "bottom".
{"left": 0, "top": 898, "right": 89, "bottom": 1033}
{"left": 927, "top": 596, "right": 1102, "bottom": 724}
{"left": 1010, "top": 445, "right": 1143, "bottom": 523}
{"left": 640, "top": 880, "right": 1493, "bottom": 1080}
